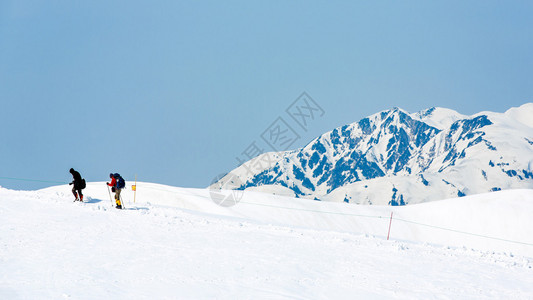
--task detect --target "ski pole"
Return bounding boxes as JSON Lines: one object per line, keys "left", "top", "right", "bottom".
{"left": 107, "top": 185, "right": 113, "bottom": 205}
{"left": 120, "top": 193, "right": 125, "bottom": 209}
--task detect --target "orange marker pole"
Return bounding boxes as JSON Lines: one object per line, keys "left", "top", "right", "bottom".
{"left": 133, "top": 174, "right": 137, "bottom": 203}
{"left": 387, "top": 212, "right": 393, "bottom": 240}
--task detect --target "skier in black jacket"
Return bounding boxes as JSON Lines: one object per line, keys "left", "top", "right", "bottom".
{"left": 69, "top": 168, "right": 84, "bottom": 202}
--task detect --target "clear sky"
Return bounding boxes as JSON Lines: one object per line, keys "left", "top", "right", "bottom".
{"left": 1, "top": 1, "right": 532, "bottom": 190}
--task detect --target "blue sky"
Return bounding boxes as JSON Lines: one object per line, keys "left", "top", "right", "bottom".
{"left": 1, "top": 1, "right": 532, "bottom": 190}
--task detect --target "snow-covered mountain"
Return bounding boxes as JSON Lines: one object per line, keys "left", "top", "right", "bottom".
{"left": 215, "top": 103, "right": 533, "bottom": 205}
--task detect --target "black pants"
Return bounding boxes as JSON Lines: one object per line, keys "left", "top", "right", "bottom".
{"left": 72, "top": 185, "right": 83, "bottom": 198}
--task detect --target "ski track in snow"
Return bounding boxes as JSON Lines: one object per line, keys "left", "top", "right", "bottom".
{"left": 1, "top": 185, "right": 532, "bottom": 299}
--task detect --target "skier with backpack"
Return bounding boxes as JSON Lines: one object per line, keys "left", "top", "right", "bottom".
{"left": 69, "top": 168, "right": 86, "bottom": 202}
{"left": 107, "top": 173, "right": 125, "bottom": 209}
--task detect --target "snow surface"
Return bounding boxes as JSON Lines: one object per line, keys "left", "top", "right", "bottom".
{"left": 412, "top": 107, "right": 467, "bottom": 129}
{"left": 1, "top": 183, "right": 533, "bottom": 299}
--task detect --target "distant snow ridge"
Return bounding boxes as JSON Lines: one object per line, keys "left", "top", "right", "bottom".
{"left": 215, "top": 103, "right": 533, "bottom": 205}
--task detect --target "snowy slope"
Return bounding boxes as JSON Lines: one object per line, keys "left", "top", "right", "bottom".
{"left": 215, "top": 103, "right": 533, "bottom": 205}
{"left": 1, "top": 183, "right": 532, "bottom": 299}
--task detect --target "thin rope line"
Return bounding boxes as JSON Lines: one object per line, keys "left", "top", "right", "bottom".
{"left": 393, "top": 217, "right": 533, "bottom": 246}
{"left": 240, "top": 200, "right": 387, "bottom": 219}
{"left": 114, "top": 185, "right": 533, "bottom": 247}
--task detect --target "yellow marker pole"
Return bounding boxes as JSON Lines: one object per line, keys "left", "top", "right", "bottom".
{"left": 131, "top": 175, "right": 137, "bottom": 203}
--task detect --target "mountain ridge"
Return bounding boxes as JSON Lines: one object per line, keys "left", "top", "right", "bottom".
{"left": 215, "top": 103, "right": 533, "bottom": 205}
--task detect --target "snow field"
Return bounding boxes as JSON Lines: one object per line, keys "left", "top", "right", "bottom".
{"left": 1, "top": 184, "right": 532, "bottom": 299}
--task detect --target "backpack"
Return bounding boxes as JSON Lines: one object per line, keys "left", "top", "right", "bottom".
{"left": 81, "top": 179, "right": 86, "bottom": 189}
{"left": 114, "top": 173, "right": 126, "bottom": 189}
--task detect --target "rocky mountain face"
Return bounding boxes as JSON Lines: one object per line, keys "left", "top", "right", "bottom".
{"left": 215, "top": 104, "right": 533, "bottom": 205}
